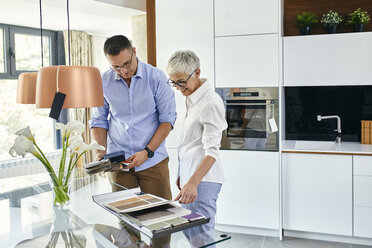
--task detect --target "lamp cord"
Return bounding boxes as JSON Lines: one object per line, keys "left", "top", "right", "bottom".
{"left": 67, "top": 0, "right": 71, "bottom": 66}
{"left": 39, "top": 0, "right": 44, "bottom": 67}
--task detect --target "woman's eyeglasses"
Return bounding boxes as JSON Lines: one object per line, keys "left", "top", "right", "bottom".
{"left": 167, "top": 70, "right": 196, "bottom": 87}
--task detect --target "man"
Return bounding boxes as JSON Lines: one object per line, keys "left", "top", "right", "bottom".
{"left": 89, "top": 35, "right": 176, "bottom": 200}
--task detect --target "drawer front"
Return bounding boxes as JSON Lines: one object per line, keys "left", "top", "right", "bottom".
{"left": 354, "top": 176, "right": 372, "bottom": 207}
{"left": 354, "top": 206, "right": 372, "bottom": 238}
{"left": 354, "top": 156, "right": 372, "bottom": 176}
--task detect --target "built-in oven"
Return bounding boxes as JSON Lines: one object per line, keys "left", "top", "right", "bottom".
{"left": 215, "top": 87, "right": 279, "bottom": 151}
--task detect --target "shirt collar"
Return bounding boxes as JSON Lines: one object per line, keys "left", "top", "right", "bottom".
{"left": 114, "top": 57, "right": 144, "bottom": 81}
{"left": 186, "top": 79, "right": 209, "bottom": 106}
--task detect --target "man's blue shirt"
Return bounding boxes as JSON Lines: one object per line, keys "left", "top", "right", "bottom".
{"left": 89, "top": 59, "right": 176, "bottom": 171}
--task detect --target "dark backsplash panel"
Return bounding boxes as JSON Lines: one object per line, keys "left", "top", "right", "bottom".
{"left": 285, "top": 86, "right": 372, "bottom": 142}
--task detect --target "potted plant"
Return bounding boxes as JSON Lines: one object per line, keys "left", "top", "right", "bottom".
{"left": 346, "top": 8, "right": 370, "bottom": 32}
{"left": 296, "top": 11, "right": 318, "bottom": 35}
{"left": 321, "top": 10, "right": 343, "bottom": 34}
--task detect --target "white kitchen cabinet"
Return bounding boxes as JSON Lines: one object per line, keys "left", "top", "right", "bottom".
{"left": 214, "top": 0, "right": 279, "bottom": 36}
{"left": 282, "top": 153, "right": 352, "bottom": 236}
{"left": 354, "top": 207, "right": 372, "bottom": 238}
{"left": 353, "top": 155, "right": 372, "bottom": 238}
{"left": 156, "top": 0, "right": 214, "bottom": 149}
{"left": 216, "top": 150, "right": 279, "bottom": 229}
{"left": 354, "top": 155, "right": 372, "bottom": 176}
{"left": 215, "top": 34, "right": 279, "bottom": 88}
{"left": 354, "top": 176, "right": 372, "bottom": 207}
{"left": 283, "top": 32, "right": 372, "bottom": 86}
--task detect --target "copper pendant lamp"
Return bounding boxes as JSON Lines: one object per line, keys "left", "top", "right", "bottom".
{"left": 17, "top": 72, "right": 38, "bottom": 104}
{"left": 35, "top": 65, "right": 103, "bottom": 108}
{"left": 35, "top": 0, "right": 104, "bottom": 113}
{"left": 17, "top": 0, "right": 104, "bottom": 113}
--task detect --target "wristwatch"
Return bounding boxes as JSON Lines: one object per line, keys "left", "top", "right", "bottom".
{"left": 144, "top": 147, "right": 154, "bottom": 158}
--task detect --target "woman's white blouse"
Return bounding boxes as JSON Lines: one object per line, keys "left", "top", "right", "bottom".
{"left": 178, "top": 80, "right": 227, "bottom": 188}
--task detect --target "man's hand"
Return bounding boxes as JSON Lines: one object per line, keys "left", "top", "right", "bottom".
{"left": 126, "top": 150, "right": 148, "bottom": 169}
{"left": 174, "top": 182, "right": 198, "bottom": 204}
{"left": 96, "top": 150, "right": 106, "bottom": 161}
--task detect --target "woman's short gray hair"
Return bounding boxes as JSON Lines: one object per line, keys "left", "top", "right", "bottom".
{"left": 166, "top": 50, "right": 200, "bottom": 76}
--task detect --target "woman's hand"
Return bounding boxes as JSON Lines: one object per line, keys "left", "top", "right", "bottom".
{"left": 174, "top": 182, "right": 198, "bottom": 204}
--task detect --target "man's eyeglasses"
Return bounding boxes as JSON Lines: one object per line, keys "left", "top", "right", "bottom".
{"left": 167, "top": 70, "right": 196, "bottom": 87}
{"left": 110, "top": 50, "right": 134, "bottom": 72}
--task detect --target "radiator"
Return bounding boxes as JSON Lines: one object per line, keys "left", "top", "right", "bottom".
{"left": 0, "top": 150, "right": 62, "bottom": 179}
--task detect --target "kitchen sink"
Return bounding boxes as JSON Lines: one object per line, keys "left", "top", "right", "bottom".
{"left": 294, "top": 141, "right": 336, "bottom": 150}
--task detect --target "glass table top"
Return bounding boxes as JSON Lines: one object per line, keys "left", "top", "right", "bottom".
{"left": 0, "top": 170, "right": 231, "bottom": 248}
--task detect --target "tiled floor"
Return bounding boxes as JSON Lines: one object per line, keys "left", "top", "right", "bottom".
{"left": 215, "top": 231, "right": 372, "bottom": 248}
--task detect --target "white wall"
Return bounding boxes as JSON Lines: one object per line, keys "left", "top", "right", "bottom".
{"left": 91, "top": 35, "right": 108, "bottom": 73}
{"left": 132, "top": 14, "right": 147, "bottom": 63}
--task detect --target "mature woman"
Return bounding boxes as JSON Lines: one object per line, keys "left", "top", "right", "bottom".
{"left": 166, "top": 50, "right": 227, "bottom": 233}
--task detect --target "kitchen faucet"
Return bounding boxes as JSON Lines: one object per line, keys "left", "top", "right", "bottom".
{"left": 317, "top": 115, "right": 342, "bottom": 143}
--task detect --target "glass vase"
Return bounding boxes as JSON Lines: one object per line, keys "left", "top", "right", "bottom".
{"left": 49, "top": 171, "right": 73, "bottom": 207}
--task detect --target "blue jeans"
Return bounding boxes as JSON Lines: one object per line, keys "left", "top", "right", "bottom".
{"left": 182, "top": 181, "right": 222, "bottom": 247}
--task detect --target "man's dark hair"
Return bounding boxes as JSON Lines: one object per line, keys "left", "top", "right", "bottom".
{"left": 104, "top": 35, "right": 132, "bottom": 56}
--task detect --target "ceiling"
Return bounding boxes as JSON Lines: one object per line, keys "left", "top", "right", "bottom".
{"left": 0, "top": 0, "right": 146, "bottom": 38}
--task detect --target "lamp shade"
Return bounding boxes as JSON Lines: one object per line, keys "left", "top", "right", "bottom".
{"left": 35, "top": 65, "right": 104, "bottom": 108}
{"left": 17, "top": 72, "right": 38, "bottom": 104}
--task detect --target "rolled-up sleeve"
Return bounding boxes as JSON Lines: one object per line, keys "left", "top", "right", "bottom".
{"left": 154, "top": 71, "right": 177, "bottom": 127}
{"left": 89, "top": 97, "right": 110, "bottom": 130}
{"left": 200, "top": 101, "right": 227, "bottom": 159}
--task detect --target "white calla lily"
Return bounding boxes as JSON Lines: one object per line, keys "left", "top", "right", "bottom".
{"left": 66, "top": 120, "right": 85, "bottom": 138}
{"left": 56, "top": 120, "right": 85, "bottom": 139}
{"left": 15, "top": 126, "right": 35, "bottom": 142}
{"left": 69, "top": 136, "right": 88, "bottom": 154}
{"left": 9, "top": 135, "right": 39, "bottom": 158}
{"left": 67, "top": 133, "right": 79, "bottom": 147}
{"left": 55, "top": 122, "right": 67, "bottom": 138}
{"left": 86, "top": 140, "right": 105, "bottom": 152}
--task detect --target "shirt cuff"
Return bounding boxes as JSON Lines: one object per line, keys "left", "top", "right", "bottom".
{"left": 89, "top": 119, "right": 109, "bottom": 130}
{"left": 159, "top": 113, "right": 177, "bottom": 128}
{"left": 202, "top": 133, "right": 222, "bottom": 160}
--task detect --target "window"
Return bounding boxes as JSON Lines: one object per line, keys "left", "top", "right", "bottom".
{"left": 0, "top": 24, "right": 57, "bottom": 79}
{"left": 0, "top": 29, "right": 4, "bottom": 73}
{"left": 0, "top": 79, "right": 54, "bottom": 160}
{"left": 14, "top": 34, "right": 51, "bottom": 71}
{"left": 0, "top": 24, "right": 58, "bottom": 160}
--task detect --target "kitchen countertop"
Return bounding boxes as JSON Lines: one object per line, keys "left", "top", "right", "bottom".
{"left": 281, "top": 140, "right": 372, "bottom": 155}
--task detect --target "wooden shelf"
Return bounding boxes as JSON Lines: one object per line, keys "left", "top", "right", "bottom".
{"left": 284, "top": 0, "right": 372, "bottom": 36}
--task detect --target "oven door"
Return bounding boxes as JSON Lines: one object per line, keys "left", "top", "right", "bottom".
{"left": 226, "top": 100, "right": 268, "bottom": 138}
{"left": 221, "top": 99, "right": 278, "bottom": 151}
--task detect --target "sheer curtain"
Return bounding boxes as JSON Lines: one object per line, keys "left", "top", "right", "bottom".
{"left": 63, "top": 30, "right": 94, "bottom": 164}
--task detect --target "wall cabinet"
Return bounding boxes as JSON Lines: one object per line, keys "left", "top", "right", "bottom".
{"left": 216, "top": 150, "right": 279, "bottom": 229}
{"left": 215, "top": 34, "right": 279, "bottom": 88}
{"left": 353, "top": 155, "right": 372, "bottom": 238}
{"left": 283, "top": 32, "right": 372, "bottom": 86}
{"left": 282, "top": 153, "right": 352, "bottom": 236}
{"left": 214, "top": 0, "right": 279, "bottom": 36}
{"left": 156, "top": 0, "right": 214, "bottom": 149}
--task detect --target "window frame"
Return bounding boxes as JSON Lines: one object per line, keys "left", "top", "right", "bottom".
{"left": 0, "top": 23, "right": 61, "bottom": 151}
{"left": 0, "top": 23, "right": 57, "bottom": 79}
